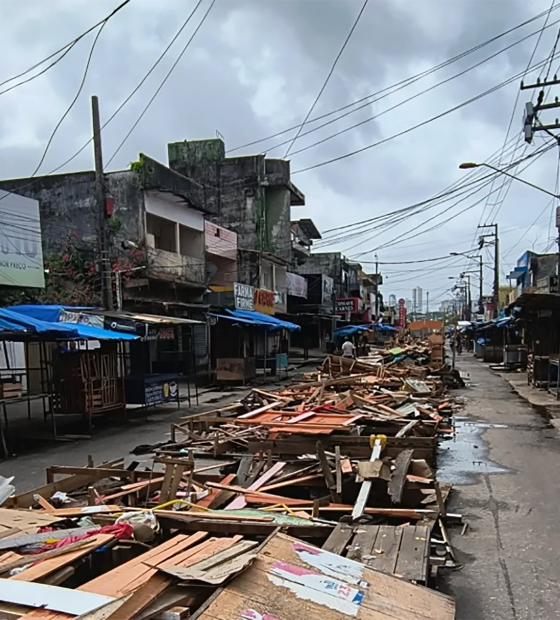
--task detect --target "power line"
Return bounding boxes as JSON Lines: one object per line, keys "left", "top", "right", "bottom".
{"left": 271, "top": 21, "right": 560, "bottom": 160}
{"left": 292, "top": 50, "right": 560, "bottom": 175}
{"left": 228, "top": 4, "right": 560, "bottom": 155}
{"left": 283, "top": 0, "right": 369, "bottom": 157}
{"left": 0, "top": 0, "right": 132, "bottom": 96}
{"left": 104, "top": 0, "right": 216, "bottom": 169}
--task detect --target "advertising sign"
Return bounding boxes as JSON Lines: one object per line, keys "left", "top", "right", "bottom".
{"left": 335, "top": 297, "right": 359, "bottom": 315}
{"left": 0, "top": 190, "right": 45, "bottom": 288}
{"left": 286, "top": 272, "right": 308, "bottom": 298}
{"left": 254, "top": 288, "right": 275, "bottom": 315}
{"left": 234, "top": 282, "right": 254, "bottom": 310}
{"left": 396, "top": 298, "right": 406, "bottom": 328}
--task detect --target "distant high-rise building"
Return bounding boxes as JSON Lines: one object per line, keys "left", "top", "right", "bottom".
{"left": 412, "top": 287, "right": 423, "bottom": 314}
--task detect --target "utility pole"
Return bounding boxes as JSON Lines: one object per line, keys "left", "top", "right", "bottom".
{"left": 91, "top": 95, "right": 113, "bottom": 310}
{"left": 477, "top": 254, "right": 483, "bottom": 314}
{"left": 478, "top": 223, "right": 498, "bottom": 317}
{"left": 374, "top": 254, "right": 379, "bottom": 320}
{"left": 426, "top": 291, "right": 429, "bottom": 318}
{"left": 522, "top": 78, "right": 560, "bottom": 285}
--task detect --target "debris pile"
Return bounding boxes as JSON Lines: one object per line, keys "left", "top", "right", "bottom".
{"left": 0, "top": 351, "right": 459, "bottom": 620}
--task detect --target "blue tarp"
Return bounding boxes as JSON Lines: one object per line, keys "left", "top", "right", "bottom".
{"left": 6, "top": 305, "right": 94, "bottom": 323}
{"left": 334, "top": 324, "right": 371, "bottom": 339}
{"left": 376, "top": 324, "right": 398, "bottom": 333}
{"left": 210, "top": 313, "right": 267, "bottom": 327}
{"left": 1, "top": 307, "right": 138, "bottom": 341}
{"left": 225, "top": 309, "right": 300, "bottom": 332}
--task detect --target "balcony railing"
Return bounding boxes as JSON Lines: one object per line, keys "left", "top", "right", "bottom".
{"left": 147, "top": 247, "right": 206, "bottom": 285}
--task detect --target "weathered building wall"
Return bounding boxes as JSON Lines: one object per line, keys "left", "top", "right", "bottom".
{"left": 0, "top": 170, "right": 145, "bottom": 254}
{"left": 168, "top": 139, "right": 298, "bottom": 269}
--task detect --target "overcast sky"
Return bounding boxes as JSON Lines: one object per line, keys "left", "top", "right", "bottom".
{"left": 1, "top": 0, "right": 560, "bottom": 306}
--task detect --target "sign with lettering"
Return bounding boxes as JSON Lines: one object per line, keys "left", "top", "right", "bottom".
{"left": 397, "top": 298, "right": 406, "bottom": 328}
{"left": 0, "top": 190, "right": 45, "bottom": 288}
{"left": 254, "top": 288, "right": 275, "bottom": 315}
{"left": 146, "top": 325, "right": 175, "bottom": 341}
{"left": 335, "top": 298, "right": 359, "bottom": 315}
{"left": 144, "top": 379, "right": 178, "bottom": 406}
{"left": 234, "top": 282, "right": 254, "bottom": 310}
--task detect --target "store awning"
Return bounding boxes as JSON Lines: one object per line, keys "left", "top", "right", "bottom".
{"left": 6, "top": 305, "right": 95, "bottom": 323}
{"left": 211, "top": 313, "right": 270, "bottom": 327}
{"left": 226, "top": 309, "right": 300, "bottom": 332}
{"left": 2, "top": 308, "right": 138, "bottom": 341}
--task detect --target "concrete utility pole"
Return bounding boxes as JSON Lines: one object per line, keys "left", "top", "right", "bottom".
{"left": 426, "top": 291, "right": 429, "bottom": 317}
{"left": 522, "top": 78, "right": 560, "bottom": 285}
{"left": 478, "top": 224, "right": 498, "bottom": 317}
{"left": 91, "top": 96, "right": 113, "bottom": 310}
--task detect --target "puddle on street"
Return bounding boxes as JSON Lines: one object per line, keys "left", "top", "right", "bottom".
{"left": 438, "top": 416, "right": 511, "bottom": 485}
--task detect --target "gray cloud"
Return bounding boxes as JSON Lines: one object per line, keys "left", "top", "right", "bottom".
{"left": 0, "top": 0, "right": 558, "bottom": 300}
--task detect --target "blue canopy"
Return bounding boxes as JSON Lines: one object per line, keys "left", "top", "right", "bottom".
{"left": 6, "top": 304, "right": 94, "bottom": 323}
{"left": 1, "top": 307, "right": 138, "bottom": 341}
{"left": 211, "top": 313, "right": 267, "bottom": 327}
{"left": 334, "top": 324, "right": 371, "bottom": 339}
{"left": 376, "top": 324, "right": 398, "bottom": 333}
{"left": 225, "top": 309, "right": 300, "bottom": 332}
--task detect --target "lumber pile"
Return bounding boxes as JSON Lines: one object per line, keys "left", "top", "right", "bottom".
{"left": 0, "top": 350, "right": 462, "bottom": 619}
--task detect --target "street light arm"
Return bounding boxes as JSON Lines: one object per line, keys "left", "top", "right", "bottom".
{"left": 459, "top": 162, "right": 560, "bottom": 199}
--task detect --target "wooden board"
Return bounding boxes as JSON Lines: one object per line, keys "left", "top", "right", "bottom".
{"left": 0, "top": 510, "right": 61, "bottom": 540}
{"left": 195, "top": 532, "right": 454, "bottom": 620}
{"left": 323, "top": 524, "right": 432, "bottom": 585}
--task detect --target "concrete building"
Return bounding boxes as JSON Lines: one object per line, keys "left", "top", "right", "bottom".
{"left": 0, "top": 154, "right": 209, "bottom": 310}
{"left": 167, "top": 138, "right": 305, "bottom": 314}
{"left": 508, "top": 250, "right": 558, "bottom": 297}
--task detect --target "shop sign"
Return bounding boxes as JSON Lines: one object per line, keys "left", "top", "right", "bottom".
{"left": 397, "top": 298, "right": 406, "bottom": 328}
{"left": 103, "top": 316, "right": 147, "bottom": 338}
{"left": 146, "top": 325, "right": 175, "bottom": 341}
{"left": 234, "top": 282, "right": 254, "bottom": 310}
{"left": 145, "top": 380, "right": 178, "bottom": 406}
{"left": 335, "top": 297, "right": 359, "bottom": 315}
{"left": 254, "top": 288, "right": 275, "bottom": 315}
{"left": 321, "top": 275, "right": 334, "bottom": 304}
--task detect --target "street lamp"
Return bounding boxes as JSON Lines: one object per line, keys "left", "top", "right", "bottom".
{"left": 450, "top": 252, "right": 483, "bottom": 314}
{"left": 459, "top": 161, "right": 560, "bottom": 199}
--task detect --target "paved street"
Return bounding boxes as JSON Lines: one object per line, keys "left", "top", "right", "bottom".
{"left": 446, "top": 355, "right": 560, "bottom": 620}
{"left": 2, "top": 353, "right": 560, "bottom": 620}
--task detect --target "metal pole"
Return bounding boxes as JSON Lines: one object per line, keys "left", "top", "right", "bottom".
{"left": 426, "top": 291, "right": 429, "bottom": 318}
{"left": 91, "top": 96, "right": 113, "bottom": 310}
{"left": 494, "top": 224, "right": 499, "bottom": 318}
{"left": 478, "top": 255, "right": 483, "bottom": 314}
{"left": 374, "top": 254, "right": 379, "bottom": 320}
{"left": 466, "top": 275, "right": 472, "bottom": 321}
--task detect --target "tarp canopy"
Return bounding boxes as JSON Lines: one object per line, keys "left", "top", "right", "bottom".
{"left": 6, "top": 305, "right": 94, "bottom": 323}
{"left": 376, "top": 324, "right": 398, "bottom": 333}
{"left": 210, "top": 313, "right": 268, "bottom": 327}
{"left": 1, "top": 307, "right": 138, "bottom": 341}
{"left": 225, "top": 309, "right": 300, "bottom": 332}
{"left": 333, "top": 324, "right": 371, "bottom": 339}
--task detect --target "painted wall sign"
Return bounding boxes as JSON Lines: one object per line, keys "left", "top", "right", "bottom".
{"left": 0, "top": 190, "right": 45, "bottom": 288}
{"left": 291, "top": 542, "right": 367, "bottom": 586}
{"left": 144, "top": 380, "right": 178, "bottom": 406}
{"left": 268, "top": 560, "right": 365, "bottom": 617}
{"left": 234, "top": 282, "right": 255, "bottom": 310}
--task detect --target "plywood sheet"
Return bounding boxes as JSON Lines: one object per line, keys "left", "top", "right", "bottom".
{"left": 196, "top": 533, "right": 454, "bottom": 620}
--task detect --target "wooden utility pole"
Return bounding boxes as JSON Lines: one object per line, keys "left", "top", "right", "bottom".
{"left": 91, "top": 96, "right": 113, "bottom": 310}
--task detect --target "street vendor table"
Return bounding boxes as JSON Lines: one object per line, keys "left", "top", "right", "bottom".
{"left": 124, "top": 373, "right": 180, "bottom": 409}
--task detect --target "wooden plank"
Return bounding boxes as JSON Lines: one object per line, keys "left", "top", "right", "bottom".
{"left": 366, "top": 525, "right": 402, "bottom": 576}
{"left": 196, "top": 474, "right": 236, "bottom": 509}
{"left": 335, "top": 446, "right": 342, "bottom": 495}
{"left": 346, "top": 525, "right": 379, "bottom": 563}
{"left": 394, "top": 525, "right": 430, "bottom": 583}
{"left": 321, "top": 523, "right": 354, "bottom": 555}
{"left": 395, "top": 420, "right": 420, "bottom": 438}
{"left": 8, "top": 535, "right": 115, "bottom": 583}
{"left": 315, "top": 441, "right": 341, "bottom": 503}
{"left": 225, "top": 462, "right": 286, "bottom": 510}
{"left": 104, "top": 573, "right": 169, "bottom": 620}
{"left": 0, "top": 538, "right": 96, "bottom": 574}
{"left": 388, "top": 449, "right": 414, "bottom": 504}
{"left": 235, "top": 455, "right": 254, "bottom": 486}
{"left": 351, "top": 438, "right": 382, "bottom": 520}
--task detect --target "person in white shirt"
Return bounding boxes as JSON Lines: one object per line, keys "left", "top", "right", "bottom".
{"left": 341, "top": 338, "right": 356, "bottom": 358}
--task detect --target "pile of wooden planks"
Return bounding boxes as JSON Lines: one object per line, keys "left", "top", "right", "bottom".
{"left": 0, "top": 350, "right": 463, "bottom": 619}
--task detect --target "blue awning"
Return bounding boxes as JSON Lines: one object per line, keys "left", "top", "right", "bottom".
{"left": 1, "top": 308, "right": 138, "bottom": 341}
{"left": 6, "top": 304, "right": 95, "bottom": 323}
{"left": 225, "top": 309, "right": 300, "bottom": 332}
{"left": 211, "top": 313, "right": 269, "bottom": 327}
{"left": 334, "top": 324, "right": 371, "bottom": 338}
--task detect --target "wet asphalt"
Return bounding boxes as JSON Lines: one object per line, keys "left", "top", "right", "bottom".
{"left": 445, "top": 354, "right": 560, "bottom": 620}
